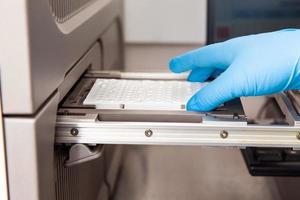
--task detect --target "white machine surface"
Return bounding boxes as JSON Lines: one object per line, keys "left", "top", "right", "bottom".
{"left": 84, "top": 79, "right": 205, "bottom": 110}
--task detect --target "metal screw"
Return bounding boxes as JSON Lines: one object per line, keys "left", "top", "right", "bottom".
{"left": 233, "top": 113, "right": 240, "bottom": 119}
{"left": 220, "top": 130, "right": 229, "bottom": 139}
{"left": 297, "top": 133, "right": 300, "bottom": 140}
{"left": 70, "top": 128, "right": 79, "bottom": 136}
{"left": 145, "top": 129, "right": 153, "bottom": 137}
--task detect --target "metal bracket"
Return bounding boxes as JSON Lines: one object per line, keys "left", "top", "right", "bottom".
{"left": 57, "top": 114, "right": 99, "bottom": 123}
{"left": 275, "top": 93, "right": 300, "bottom": 126}
{"left": 65, "top": 144, "right": 104, "bottom": 167}
{"left": 202, "top": 113, "right": 247, "bottom": 126}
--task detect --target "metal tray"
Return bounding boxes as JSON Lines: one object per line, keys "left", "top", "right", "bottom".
{"left": 55, "top": 72, "right": 300, "bottom": 148}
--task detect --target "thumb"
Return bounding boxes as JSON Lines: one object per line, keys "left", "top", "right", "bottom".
{"left": 187, "top": 68, "right": 241, "bottom": 112}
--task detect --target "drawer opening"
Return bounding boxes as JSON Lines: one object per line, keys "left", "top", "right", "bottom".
{"left": 58, "top": 71, "right": 246, "bottom": 122}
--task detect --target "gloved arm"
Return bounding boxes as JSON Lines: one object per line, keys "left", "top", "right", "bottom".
{"left": 169, "top": 29, "right": 300, "bottom": 112}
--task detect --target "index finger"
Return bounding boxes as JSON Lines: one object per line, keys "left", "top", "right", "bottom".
{"left": 169, "top": 42, "right": 234, "bottom": 73}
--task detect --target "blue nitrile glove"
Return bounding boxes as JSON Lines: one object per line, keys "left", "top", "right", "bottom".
{"left": 169, "top": 29, "right": 300, "bottom": 112}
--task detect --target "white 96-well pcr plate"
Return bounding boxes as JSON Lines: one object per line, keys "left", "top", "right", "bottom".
{"left": 83, "top": 79, "right": 206, "bottom": 110}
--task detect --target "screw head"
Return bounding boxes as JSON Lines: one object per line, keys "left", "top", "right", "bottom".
{"left": 70, "top": 128, "right": 79, "bottom": 136}
{"left": 297, "top": 133, "right": 300, "bottom": 140}
{"left": 233, "top": 113, "right": 240, "bottom": 119}
{"left": 145, "top": 129, "right": 153, "bottom": 137}
{"left": 220, "top": 130, "right": 229, "bottom": 139}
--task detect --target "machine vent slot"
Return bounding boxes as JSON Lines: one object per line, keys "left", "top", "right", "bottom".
{"left": 54, "top": 146, "right": 107, "bottom": 200}
{"left": 55, "top": 147, "right": 80, "bottom": 200}
{"left": 49, "top": 0, "right": 97, "bottom": 23}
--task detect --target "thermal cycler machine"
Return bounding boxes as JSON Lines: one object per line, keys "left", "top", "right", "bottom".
{"left": 1, "top": 0, "right": 300, "bottom": 200}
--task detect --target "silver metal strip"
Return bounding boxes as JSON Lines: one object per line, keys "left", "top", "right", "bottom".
{"left": 120, "top": 72, "right": 189, "bottom": 80}
{"left": 56, "top": 119, "right": 300, "bottom": 148}
{"left": 0, "top": 74, "right": 9, "bottom": 200}
{"left": 275, "top": 93, "right": 300, "bottom": 126}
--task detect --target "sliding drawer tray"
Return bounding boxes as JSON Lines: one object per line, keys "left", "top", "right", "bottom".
{"left": 56, "top": 72, "right": 300, "bottom": 148}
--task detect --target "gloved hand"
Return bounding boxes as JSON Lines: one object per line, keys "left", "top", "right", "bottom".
{"left": 169, "top": 29, "right": 300, "bottom": 112}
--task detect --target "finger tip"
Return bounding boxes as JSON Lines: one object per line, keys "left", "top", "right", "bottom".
{"left": 187, "top": 97, "right": 214, "bottom": 112}
{"left": 187, "top": 74, "right": 206, "bottom": 83}
{"left": 186, "top": 105, "right": 196, "bottom": 111}
{"left": 186, "top": 98, "right": 198, "bottom": 111}
{"left": 187, "top": 75, "right": 194, "bottom": 82}
{"left": 187, "top": 103, "right": 208, "bottom": 112}
{"left": 168, "top": 59, "right": 178, "bottom": 73}
{"left": 187, "top": 73, "right": 196, "bottom": 82}
{"left": 169, "top": 57, "right": 184, "bottom": 73}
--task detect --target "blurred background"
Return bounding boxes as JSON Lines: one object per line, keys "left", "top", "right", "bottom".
{"left": 123, "top": 0, "right": 300, "bottom": 72}
{"left": 123, "top": 0, "right": 206, "bottom": 72}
